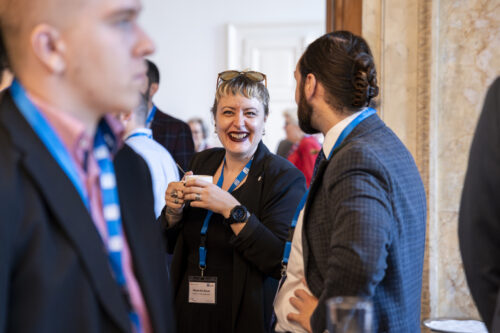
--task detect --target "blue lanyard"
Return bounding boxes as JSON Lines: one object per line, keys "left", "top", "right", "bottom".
{"left": 11, "top": 79, "right": 142, "bottom": 332}
{"left": 93, "top": 125, "right": 142, "bottom": 332}
{"left": 9, "top": 79, "right": 90, "bottom": 209}
{"left": 146, "top": 105, "right": 157, "bottom": 128}
{"left": 281, "top": 108, "right": 377, "bottom": 269}
{"left": 125, "top": 132, "right": 152, "bottom": 140}
{"left": 198, "top": 156, "right": 253, "bottom": 275}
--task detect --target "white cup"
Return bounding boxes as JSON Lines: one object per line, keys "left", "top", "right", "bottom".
{"left": 184, "top": 175, "right": 213, "bottom": 184}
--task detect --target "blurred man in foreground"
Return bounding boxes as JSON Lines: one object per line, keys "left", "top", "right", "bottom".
{"left": 120, "top": 93, "right": 179, "bottom": 218}
{"left": 0, "top": 0, "right": 175, "bottom": 331}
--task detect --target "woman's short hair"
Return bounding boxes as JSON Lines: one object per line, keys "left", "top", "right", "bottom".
{"left": 298, "top": 30, "right": 379, "bottom": 113}
{"left": 210, "top": 72, "right": 270, "bottom": 118}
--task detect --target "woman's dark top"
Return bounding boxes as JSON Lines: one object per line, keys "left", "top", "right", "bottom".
{"left": 161, "top": 142, "right": 306, "bottom": 333}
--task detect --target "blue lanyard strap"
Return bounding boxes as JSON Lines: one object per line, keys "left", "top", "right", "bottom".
{"left": 9, "top": 79, "right": 90, "bottom": 210}
{"left": 199, "top": 156, "right": 253, "bottom": 274}
{"left": 281, "top": 108, "right": 377, "bottom": 270}
{"left": 94, "top": 125, "right": 142, "bottom": 332}
{"left": 146, "top": 105, "right": 157, "bottom": 128}
{"left": 12, "top": 79, "right": 142, "bottom": 332}
{"left": 125, "top": 132, "right": 152, "bottom": 140}
{"left": 330, "top": 108, "right": 376, "bottom": 155}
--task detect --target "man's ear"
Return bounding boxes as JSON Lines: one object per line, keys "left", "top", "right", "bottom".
{"left": 118, "top": 110, "right": 132, "bottom": 125}
{"left": 303, "top": 73, "right": 317, "bottom": 101}
{"left": 149, "top": 82, "right": 159, "bottom": 99}
{"left": 30, "top": 24, "right": 66, "bottom": 74}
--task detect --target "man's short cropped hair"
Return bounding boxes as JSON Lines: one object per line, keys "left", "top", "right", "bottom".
{"left": 146, "top": 59, "right": 160, "bottom": 85}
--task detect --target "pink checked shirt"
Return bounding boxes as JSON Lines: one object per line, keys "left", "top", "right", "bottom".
{"left": 29, "top": 94, "right": 153, "bottom": 333}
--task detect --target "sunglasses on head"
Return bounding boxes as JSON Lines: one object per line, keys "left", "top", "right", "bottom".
{"left": 216, "top": 70, "right": 267, "bottom": 89}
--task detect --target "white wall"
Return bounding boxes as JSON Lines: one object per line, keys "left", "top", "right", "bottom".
{"left": 139, "top": 0, "right": 325, "bottom": 150}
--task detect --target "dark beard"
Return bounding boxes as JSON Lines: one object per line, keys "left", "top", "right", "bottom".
{"left": 297, "top": 85, "right": 320, "bottom": 134}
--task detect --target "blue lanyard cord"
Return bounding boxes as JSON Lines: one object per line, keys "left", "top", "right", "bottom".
{"left": 281, "top": 108, "right": 377, "bottom": 270}
{"left": 330, "top": 108, "right": 376, "bottom": 154}
{"left": 145, "top": 105, "right": 157, "bottom": 128}
{"left": 94, "top": 125, "right": 142, "bottom": 332}
{"left": 11, "top": 79, "right": 142, "bottom": 332}
{"left": 199, "top": 156, "right": 253, "bottom": 272}
{"left": 125, "top": 132, "right": 152, "bottom": 140}
{"left": 10, "top": 79, "right": 90, "bottom": 210}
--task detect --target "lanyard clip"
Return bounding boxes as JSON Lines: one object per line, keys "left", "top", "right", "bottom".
{"left": 281, "top": 262, "right": 287, "bottom": 277}
{"left": 200, "top": 234, "right": 207, "bottom": 248}
{"left": 199, "top": 265, "right": 206, "bottom": 277}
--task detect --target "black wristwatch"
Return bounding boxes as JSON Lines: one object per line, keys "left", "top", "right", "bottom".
{"left": 225, "top": 205, "right": 250, "bottom": 225}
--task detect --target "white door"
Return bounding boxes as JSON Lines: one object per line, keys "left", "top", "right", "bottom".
{"left": 227, "top": 22, "right": 324, "bottom": 153}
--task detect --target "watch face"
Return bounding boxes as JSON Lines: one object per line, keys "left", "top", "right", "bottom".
{"left": 232, "top": 206, "right": 247, "bottom": 222}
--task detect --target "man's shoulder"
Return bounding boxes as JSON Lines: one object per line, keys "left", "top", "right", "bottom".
{"left": 115, "top": 144, "right": 150, "bottom": 173}
{"left": 153, "top": 108, "right": 190, "bottom": 129}
{"left": 338, "top": 122, "right": 410, "bottom": 166}
{"left": 127, "top": 137, "right": 175, "bottom": 161}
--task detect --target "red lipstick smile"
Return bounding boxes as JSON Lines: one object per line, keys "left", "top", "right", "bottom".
{"left": 228, "top": 131, "right": 249, "bottom": 142}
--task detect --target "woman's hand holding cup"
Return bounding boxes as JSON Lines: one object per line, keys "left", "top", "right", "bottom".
{"left": 183, "top": 176, "right": 240, "bottom": 218}
{"left": 164, "top": 171, "right": 193, "bottom": 225}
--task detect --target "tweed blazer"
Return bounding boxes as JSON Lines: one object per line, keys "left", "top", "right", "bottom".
{"left": 150, "top": 106, "right": 194, "bottom": 171}
{"left": 303, "top": 114, "right": 427, "bottom": 333}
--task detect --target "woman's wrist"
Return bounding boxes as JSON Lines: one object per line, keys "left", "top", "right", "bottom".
{"left": 165, "top": 207, "right": 183, "bottom": 226}
{"left": 223, "top": 198, "right": 241, "bottom": 219}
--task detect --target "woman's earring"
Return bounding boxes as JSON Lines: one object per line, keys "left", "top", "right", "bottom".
{"left": 262, "top": 128, "right": 266, "bottom": 136}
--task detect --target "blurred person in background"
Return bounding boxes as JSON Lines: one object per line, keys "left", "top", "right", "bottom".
{"left": 161, "top": 70, "right": 306, "bottom": 333}
{"left": 283, "top": 108, "right": 321, "bottom": 187}
{"left": 144, "top": 59, "right": 194, "bottom": 170}
{"left": 188, "top": 117, "right": 212, "bottom": 152}
{"left": 120, "top": 93, "right": 179, "bottom": 218}
{"left": 275, "top": 139, "right": 294, "bottom": 158}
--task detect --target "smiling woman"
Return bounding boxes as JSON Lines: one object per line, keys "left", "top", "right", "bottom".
{"left": 160, "top": 70, "right": 306, "bottom": 333}
{"left": 212, "top": 71, "right": 269, "bottom": 162}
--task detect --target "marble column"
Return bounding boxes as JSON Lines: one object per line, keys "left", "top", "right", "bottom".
{"left": 363, "top": 0, "right": 500, "bottom": 326}
{"left": 434, "top": 0, "right": 500, "bottom": 318}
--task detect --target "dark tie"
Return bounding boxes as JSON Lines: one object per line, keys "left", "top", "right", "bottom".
{"left": 311, "top": 149, "right": 326, "bottom": 185}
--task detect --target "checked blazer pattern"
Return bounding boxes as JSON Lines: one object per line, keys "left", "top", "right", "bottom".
{"left": 303, "top": 114, "right": 427, "bottom": 333}
{"left": 150, "top": 107, "right": 195, "bottom": 171}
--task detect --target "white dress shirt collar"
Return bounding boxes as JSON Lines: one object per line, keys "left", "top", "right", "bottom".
{"left": 322, "top": 110, "right": 364, "bottom": 158}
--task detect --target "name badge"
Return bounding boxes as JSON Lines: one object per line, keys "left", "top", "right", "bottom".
{"left": 188, "top": 276, "right": 217, "bottom": 304}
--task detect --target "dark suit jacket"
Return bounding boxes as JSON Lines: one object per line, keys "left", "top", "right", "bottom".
{"left": 161, "top": 142, "right": 306, "bottom": 333}
{"left": 0, "top": 92, "right": 175, "bottom": 333}
{"left": 459, "top": 77, "right": 500, "bottom": 332}
{"left": 303, "top": 114, "right": 427, "bottom": 333}
{"left": 151, "top": 106, "right": 195, "bottom": 171}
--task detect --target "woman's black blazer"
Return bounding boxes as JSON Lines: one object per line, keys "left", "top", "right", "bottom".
{"left": 162, "top": 141, "right": 306, "bottom": 333}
